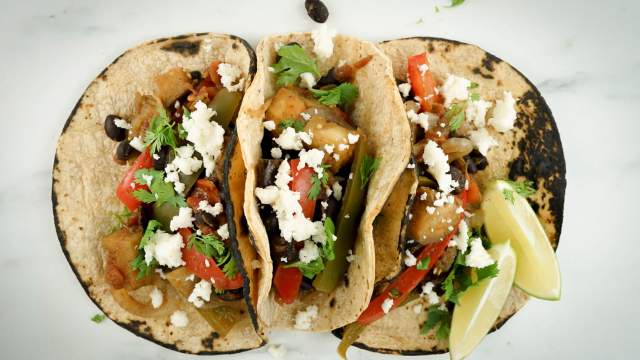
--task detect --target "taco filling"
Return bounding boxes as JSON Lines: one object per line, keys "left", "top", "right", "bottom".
{"left": 253, "top": 44, "right": 379, "bottom": 305}
{"left": 339, "top": 51, "right": 542, "bottom": 355}
{"left": 100, "top": 60, "right": 251, "bottom": 336}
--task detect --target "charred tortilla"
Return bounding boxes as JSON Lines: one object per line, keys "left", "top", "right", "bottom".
{"left": 332, "top": 36, "right": 566, "bottom": 355}
{"left": 237, "top": 33, "right": 411, "bottom": 331}
{"left": 52, "top": 33, "right": 266, "bottom": 354}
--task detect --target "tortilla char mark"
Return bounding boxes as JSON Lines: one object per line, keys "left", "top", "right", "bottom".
{"left": 161, "top": 40, "right": 201, "bottom": 56}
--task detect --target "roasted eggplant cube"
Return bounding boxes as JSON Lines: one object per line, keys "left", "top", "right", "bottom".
{"left": 304, "top": 115, "right": 358, "bottom": 172}
{"left": 265, "top": 87, "right": 308, "bottom": 135}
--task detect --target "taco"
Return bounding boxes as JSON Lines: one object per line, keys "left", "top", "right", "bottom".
{"left": 52, "top": 33, "right": 267, "bottom": 354}
{"left": 334, "top": 37, "right": 565, "bottom": 357}
{"left": 236, "top": 31, "right": 410, "bottom": 331}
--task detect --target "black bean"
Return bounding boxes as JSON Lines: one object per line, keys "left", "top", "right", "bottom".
{"left": 115, "top": 141, "right": 135, "bottom": 161}
{"left": 152, "top": 146, "right": 170, "bottom": 170}
{"left": 466, "top": 149, "right": 488, "bottom": 173}
{"left": 317, "top": 68, "right": 339, "bottom": 87}
{"left": 305, "top": 0, "right": 329, "bottom": 23}
{"left": 104, "top": 114, "right": 127, "bottom": 141}
{"left": 190, "top": 70, "right": 202, "bottom": 81}
{"left": 450, "top": 166, "right": 466, "bottom": 194}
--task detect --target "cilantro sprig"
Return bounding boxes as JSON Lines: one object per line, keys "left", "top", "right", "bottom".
{"left": 442, "top": 249, "right": 499, "bottom": 304}
{"left": 144, "top": 107, "right": 177, "bottom": 154}
{"left": 280, "top": 119, "right": 306, "bottom": 132}
{"left": 416, "top": 256, "right": 431, "bottom": 270}
{"left": 310, "top": 83, "right": 359, "bottom": 107}
{"left": 445, "top": 102, "right": 466, "bottom": 132}
{"left": 188, "top": 232, "right": 239, "bottom": 278}
{"left": 287, "top": 258, "right": 324, "bottom": 279}
{"left": 321, "top": 217, "right": 336, "bottom": 261}
{"left": 132, "top": 169, "right": 186, "bottom": 208}
{"left": 308, "top": 166, "right": 330, "bottom": 200}
{"left": 420, "top": 305, "right": 451, "bottom": 340}
{"left": 91, "top": 313, "right": 107, "bottom": 324}
{"left": 130, "top": 220, "right": 162, "bottom": 279}
{"left": 284, "top": 217, "right": 336, "bottom": 278}
{"left": 359, "top": 155, "right": 381, "bottom": 189}
{"left": 502, "top": 179, "right": 536, "bottom": 203}
{"left": 271, "top": 44, "right": 320, "bottom": 86}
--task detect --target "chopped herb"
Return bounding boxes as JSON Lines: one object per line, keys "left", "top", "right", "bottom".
{"left": 285, "top": 258, "right": 325, "bottom": 279}
{"left": 468, "top": 82, "right": 479, "bottom": 89}
{"left": 421, "top": 305, "right": 451, "bottom": 340}
{"left": 308, "top": 166, "right": 329, "bottom": 200}
{"left": 188, "top": 232, "right": 239, "bottom": 278}
{"left": 416, "top": 256, "right": 431, "bottom": 270}
{"left": 506, "top": 179, "right": 536, "bottom": 198}
{"left": 131, "top": 252, "right": 157, "bottom": 280}
{"left": 359, "top": 155, "right": 381, "bottom": 189}
{"left": 442, "top": 251, "right": 499, "bottom": 304}
{"left": 144, "top": 107, "right": 177, "bottom": 154}
{"left": 271, "top": 44, "right": 320, "bottom": 86}
{"left": 449, "top": 0, "right": 465, "bottom": 7}
{"left": 138, "top": 220, "right": 162, "bottom": 249}
{"left": 310, "top": 83, "right": 359, "bottom": 107}
{"left": 132, "top": 169, "right": 186, "bottom": 208}
{"left": 469, "top": 93, "right": 481, "bottom": 101}
{"left": 321, "top": 217, "right": 336, "bottom": 261}
{"left": 113, "top": 207, "right": 133, "bottom": 229}
{"left": 280, "top": 119, "right": 306, "bottom": 132}
{"left": 434, "top": 5, "right": 440, "bottom": 13}
{"left": 221, "top": 255, "right": 238, "bottom": 279}
{"left": 91, "top": 313, "right": 106, "bottom": 323}
{"left": 445, "top": 103, "right": 466, "bottom": 132}
{"left": 502, "top": 189, "right": 515, "bottom": 203}
{"left": 389, "top": 288, "right": 401, "bottom": 298}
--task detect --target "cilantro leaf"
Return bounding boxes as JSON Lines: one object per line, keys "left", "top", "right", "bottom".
{"left": 139, "top": 220, "right": 162, "bottom": 249}
{"left": 113, "top": 207, "right": 133, "bottom": 230}
{"left": 221, "top": 255, "right": 238, "bottom": 278}
{"left": 280, "top": 119, "right": 306, "bottom": 132}
{"left": 416, "top": 256, "right": 431, "bottom": 270}
{"left": 442, "top": 250, "right": 499, "bottom": 304}
{"left": 271, "top": 44, "right": 320, "bottom": 86}
{"left": 467, "top": 82, "right": 479, "bottom": 89}
{"left": 506, "top": 179, "right": 536, "bottom": 198}
{"left": 322, "top": 217, "right": 336, "bottom": 261}
{"left": 131, "top": 252, "right": 157, "bottom": 280}
{"left": 476, "top": 263, "right": 499, "bottom": 282}
{"left": 359, "top": 155, "right": 381, "bottom": 189}
{"left": 91, "top": 313, "right": 106, "bottom": 323}
{"left": 308, "top": 168, "right": 329, "bottom": 200}
{"left": 285, "top": 258, "right": 325, "bottom": 279}
{"left": 445, "top": 103, "right": 466, "bottom": 132}
{"left": 188, "top": 233, "right": 225, "bottom": 258}
{"left": 449, "top": 0, "right": 465, "bottom": 7}
{"left": 133, "top": 169, "right": 186, "bottom": 208}
{"left": 502, "top": 189, "right": 515, "bottom": 203}
{"left": 144, "top": 107, "right": 177, "bottom": 154}
{"left": 421, "top": 305, "right": 451, "bottom": 340}
{"left": 469, "top": 93, "right": 481, "bottom": 101}
{"left": 310, "top": 83, "right": 359, "bottom": 107}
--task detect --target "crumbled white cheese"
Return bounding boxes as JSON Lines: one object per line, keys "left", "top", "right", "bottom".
{"left": 268, "top": 344, "right": 287, "bottom": 359}
{"left": 198, "top": 200, "right": 223, "bottom": 217}
{"left": 418, "top": 63, "right": 429, "bottom": 74}
{"left": 300, "top": 112, "right": 311, "bottom": 121}
{"left": 407, "top": 163, "right": 415, "bottom": 169}
{"left": 299, "top": 240, "right": 320, "bottom": 263}
{"left": 274, "top": 127, "right": 305, "bottom": 150}
{"left": 263, "top": 120, "right": 276, "bottom": 131}
{"left": 294, "top": 305, "right": 319, "bottom": 330}
{"left": 150, "top": 287, "right": 163, "bottom": 309}
{"left": 188, "top": 280, "right": 212, "bottom": 308}
{"left": 255, "top": 161, "right": 322, "bottom": 242}
{"left": 332, "top": 182, "right": 343, "bottom": 201}
{"left": 347, "top": 133, "right": 360, "bottom": 144}
{"left": 407, "top": 109, "right": 436, "bottom": 132}
{"left": 217, "top": 63, "right": 245, "bottom": 92}
{"left": 152, "top": 153, "right": 160, "bottom": 160}
{"left": 299, "top": 72, "right": 317, "bottom": 89}
{"left": 170, "top": 310, "right": 188, "bottom": 327}
{"left": 271, "top": 147, "right": 283, "bottom": 159}
{"left": 143, "top": 231, "right": 185, "bottom": 268}
{"left": 398, "top": 83, "right": 411, "bottom": 98}
{"left": 170, "top": 207, "right": 194, "bottom": 231}
{"left": 426, "top": 206, "right": 436, "bottom": 215}
{"left": 185, "top": 273, "right": 195, "bottom": 282}
{"left": 466, "top": 99, "right": 492, "bottom": 128}
{"left": 324, "top": 144, "right": 334, "bottom": 154}
{"left": 332, "top": 153, "right": 340, "bottom": 161}
{"left": 346, "top": 249, "right": 355, "bottom": 263}
{"left": 311, "top": 24, "right": 336, "bottom": 59}
{"left": 338, "top": 143, "right": 349, "bottom": 152}
{"left": 164, "top": 163, "right": 185, "bottom": 195}
{"left": 381, "top": 298, "right": 394, "bottom": 314}
{"left": 420, "top": 282, "right": 440, "bottom": 305}
{"left": 422, "top": 140, "right": 454, "bottom": 194}
{"left": 413, "top": 304, "right": 423, "bottom": 314}
{"left": 182, "top": 101, "right": 225, "bottom": 176}
{"left": 469, "top": 128, "right": 498, "bottom": 156}
{"left": 441, "top": 74, "right": 471, "bottom": 106}
{"left": 142, "top": 174, "right": 153, "bottom": 186}
{"left": 113, "top": 118, "right": 131, "bottom": 130}
{"left": 129, "top": 136, "right": 145, "bottom": 152}
{"left": 298, "top": 148, "right": 326, "bottom": 176}
{"left": 489, "top": 91, "right": 517, "bottom": 132}
{"left": 404, "top": 250, "right": 417, "bottom": 267}
{"left": 465, "top": 237, "right": 495, "bottom": 268}
{"left": 217, "top": 223, "right": 229, "bottom": 240}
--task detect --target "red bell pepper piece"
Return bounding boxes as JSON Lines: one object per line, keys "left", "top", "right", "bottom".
{"left": 357, "top": 214, "right": 464, "bottom": 325}
{"left": 115, "top": 149, "right": 153, "bottom": 211}
{"left": 179, "top": 228, "right": 243, "bottom": 290}
{"left": 274, "top": 264, "right": 303, "bottom": 304}
{"left": 407, "top": 53, "right": 438, "bottom": 113}
{"left": 289, "top": 159, "right": 317, "bottom": 219}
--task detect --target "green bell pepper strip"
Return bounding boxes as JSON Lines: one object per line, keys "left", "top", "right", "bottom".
{"left": 312, "top": 137, "right": 371, "bottom": 292}
{"left": 208, "top": 88, "right": 243, "bottom": 129}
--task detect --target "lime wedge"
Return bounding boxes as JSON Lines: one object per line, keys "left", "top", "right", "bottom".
{"left": 482, "top": 180, "right": 561, "bottom": 300}
{"left": 449, "top": 241, "right": 517, "bottom": 360}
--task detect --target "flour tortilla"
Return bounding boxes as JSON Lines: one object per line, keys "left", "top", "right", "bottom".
{"left": 333, "top": 37, "right": 566, "bottom": 354}
{"left": 52, "top": 33, "right": 267, "bottom": 354}
{"left": 236, "top": 33, "right": 411, "bottom": 331}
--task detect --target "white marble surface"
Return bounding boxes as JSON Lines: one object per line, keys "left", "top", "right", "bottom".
{"left": 1, "top": 0, "right": 638, "bottom": 359}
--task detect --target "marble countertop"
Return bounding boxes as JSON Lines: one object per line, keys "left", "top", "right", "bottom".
{"left": 1, "top": 0, "right": 638, "bottom": 359}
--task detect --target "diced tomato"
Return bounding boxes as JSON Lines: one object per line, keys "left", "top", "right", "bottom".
{"left": 209, "top": 61, "right": 222, "bottom": 87}
{"left": 274, "top": 265, "right": 303, "bottom": 304}
{"left": 407, "top": 53, "right": 438, "bottom": 113}
{"left": 466, "top": 174, "right": 482, "bottom": 206}
{"left": 116, "top": 150, "right": 153, "bottom": 211}
{"left": 289, "top": 159, "right": 317, "bottom": 219}
{"left": 179, "top": 228, "right": 243, "bottom": 290}
{"left": 357, "top": 214, "right": 464, "bottom": 325}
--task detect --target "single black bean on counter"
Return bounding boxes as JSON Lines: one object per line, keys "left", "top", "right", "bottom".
{"left": 305, "top": 0, "right": 329, "bottom": 23}
{"left": 104, "top": 114, "right": 127, "bottom": 141}
{"left": 115, "top": 141, "right": 135, "bottom": 161}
